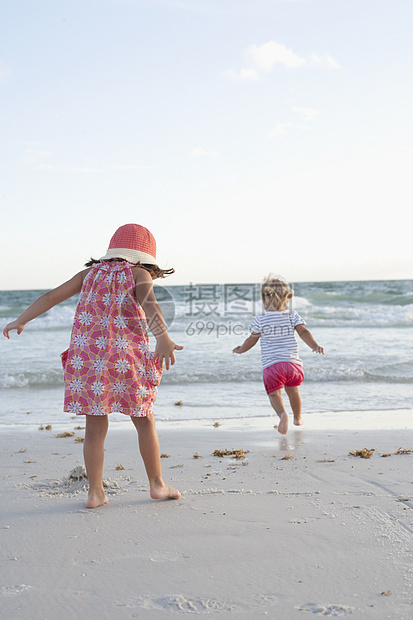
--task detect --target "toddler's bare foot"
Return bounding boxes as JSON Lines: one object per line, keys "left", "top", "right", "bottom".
{"left": 85, "top": 490, "right": 108, "bottom": 509}
{"left": 277, "top": 412, "right": 289, "bottom": 435}
{"left": 150, "top": 481, "right": 181, "bottom": 500}
{"left": 294, "top": 417, "right": 304, "bottom": 427}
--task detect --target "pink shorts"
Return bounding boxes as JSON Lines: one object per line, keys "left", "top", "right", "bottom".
{"left": 263, "top": 362, "right": 304, "bottom": 395}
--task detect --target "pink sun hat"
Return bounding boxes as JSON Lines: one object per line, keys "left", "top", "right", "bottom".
{"left": 99, "top": 223, "right": 157, "bottom": 265}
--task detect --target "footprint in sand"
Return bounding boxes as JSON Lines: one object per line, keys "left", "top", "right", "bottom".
{"left": 1, "top": 585, "right": 32, "bottom": 597}
{"left": 127, "top": 594, "right": 242, "bottom": 614}
{"left": 24, "top": 466, "right": 123, "bottom": 497}
{"left": 121, "top": 593, "right": 279, "bottom": 614}
{"left": 297, "top": 603, "right": 355, "bottom": 615}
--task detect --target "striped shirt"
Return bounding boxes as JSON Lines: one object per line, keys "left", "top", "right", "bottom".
{"left": 249, "top": 310, "right": 306, "bottom": 369}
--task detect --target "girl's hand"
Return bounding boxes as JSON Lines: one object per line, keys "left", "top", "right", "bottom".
{"left": 312, "top": 345, "right": 324, "bottom": 354}
{"left": 154, "top": 334, "right": 184, "bottom": 370}
{"left": 233, "top": 346, "right": 242, "bottom": 354}
{"left": 3, "top": 321, "right": 26, "bottom": 339}
{"left": 3, "top": 271, "right": 86, "bottom": 341}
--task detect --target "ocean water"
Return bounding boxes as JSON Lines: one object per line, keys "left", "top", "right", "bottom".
{"left": 0, "top": 280, "right": 412, "bottom": 429}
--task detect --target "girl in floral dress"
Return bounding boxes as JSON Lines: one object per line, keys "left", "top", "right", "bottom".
{"left": 3, "top": 224, "right": 183, "bottom": 508}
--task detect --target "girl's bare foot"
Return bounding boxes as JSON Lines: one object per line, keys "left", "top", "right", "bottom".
{"left": 150, "top": 481, "right": 181, "bottom": 500}
{"left": 85, "top": 490, "right": 108, "bottom": 509}
{"left": 277, "top": 412, "right": 289, "bottom": 435}
{"left": 294, "top": 417, "right": 304, "bottom": 426}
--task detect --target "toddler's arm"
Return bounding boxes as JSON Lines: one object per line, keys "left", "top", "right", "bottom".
{"left": 3, "top": 270, "right": 88, "bottom": 339}
{"left": 295, "top": 324, "right": 324, "bottom": 354}
{"left": 134, "top": 268, "right": 183, "bottom": 370}
{"left": 233, "top": 332, "right": 260, "bottom": 354}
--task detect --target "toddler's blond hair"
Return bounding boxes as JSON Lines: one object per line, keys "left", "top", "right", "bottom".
{"left": 261, "top": 275, "right": 293, "bottom": 311}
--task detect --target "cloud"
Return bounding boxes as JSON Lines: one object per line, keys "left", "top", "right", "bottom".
{"left": 190, "top": 146, "right": 220, "bottom": 158}
{"left": 268, "top": 106, "right": 319, "bottom": 138}
{"left": 246, "top": 41, "right": 306, "bottom": 71}
{"left": 309, "top": 52, "right": 340, "bottom": 69}
{"left": 267, "top": 123, "right": 295, "bottom": 139}
{"left": 223, "top": 41, "right": 340, "bottom": 81}
{"left": 292, "top": 106, "right": 319, "bottom": 120}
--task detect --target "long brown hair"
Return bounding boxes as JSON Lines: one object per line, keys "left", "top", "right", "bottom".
{"left": 84, "top": 258, "right": 174, "bottom": 279}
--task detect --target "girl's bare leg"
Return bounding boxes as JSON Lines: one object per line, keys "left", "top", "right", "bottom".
{"left": 285, "top": 386, "right": 303, "bottom": 426}
{"left": 131, "top": 415, "right": 181, "bottom": 499}
{"left": 268, "top": 389, "right": 289, "bottom": 435}
{"left": 83, "top": 415, "right": 109, "bottom": 508}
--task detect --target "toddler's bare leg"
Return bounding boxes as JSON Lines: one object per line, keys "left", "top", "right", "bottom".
{"left": 285, "top": 386, "right": 303, "bottom": 426}
{"left": 83, "top": 415, "right": 109, "bottom": 508}
{"left": 268, "top": 389, "right": 289, "bottom": 435}
{"left": 132, "top": 415, "right": 181, "bottom": 499}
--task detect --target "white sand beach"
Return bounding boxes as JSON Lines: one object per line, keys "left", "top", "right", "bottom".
{"left": 1, "top": 410, "right": 412, "bottom": 619}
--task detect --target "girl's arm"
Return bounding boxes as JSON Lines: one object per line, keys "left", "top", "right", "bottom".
{"left": 133, "top": 267, "right": 183, "bottom": 370}
{"left": 3, "top": 270, "right": 89, "bottom": 339}
{"left": 233, "top": 332, "right": 260, "bottom": 354}
{"left": 295, "top": 324, "right": 324, "bottom": 354}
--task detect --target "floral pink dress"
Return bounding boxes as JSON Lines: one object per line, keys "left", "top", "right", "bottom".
{"left": 62, "top": 261, "right": 162, "bottom": 417}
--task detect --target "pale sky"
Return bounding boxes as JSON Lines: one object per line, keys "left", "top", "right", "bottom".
{"left": 1, "top": 0, "right": 412, "bottom": 290}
